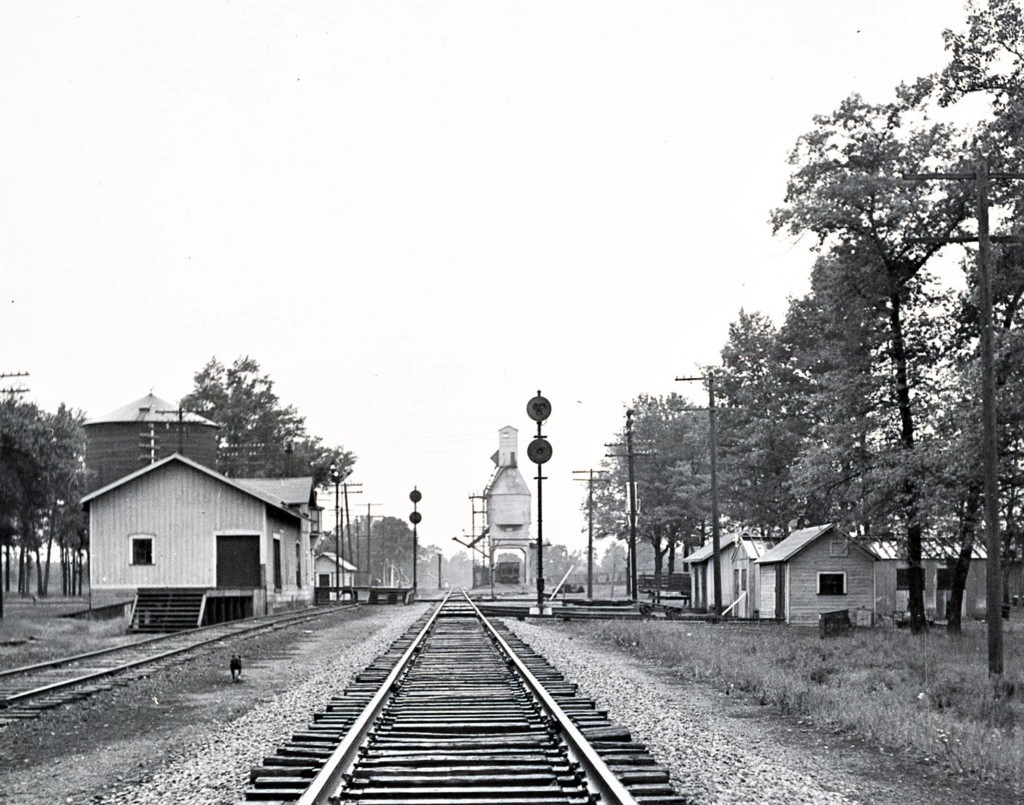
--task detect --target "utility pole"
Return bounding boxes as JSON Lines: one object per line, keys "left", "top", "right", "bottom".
{"left": 156, "top": 405, "right": 202, "bottom": 455}
{"left": 605, "top": 421, "right": 653, "bottom": 603}
{"left": 329, "top": 463, "right": 349, "bottom": 601}
{"left": 573, "top": 469, "right": 607, "bottom": 599}
{"left": 362, "top": 503, "right": 382, "bottom": 588}
{"left": 342, "top": 482, "right": 362, "bottom": 578}
{"left": 625, "top": 411, "right": 639, "bottom": 602}
{"left": 677, "top": 372, "right": 722, "bottom": 618}
{"left": 905, "top": 158, "right": 1024, "bottom": 677}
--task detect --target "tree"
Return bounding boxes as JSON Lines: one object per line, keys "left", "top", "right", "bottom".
{"left": 595, "top": 395, "right": 710, "bottom": 588}
{"left": 0, "top": 399, "right": 88, "bottom": 605}
{"left": 772, "top": 91, "right": 972, "bottom": 632}
{"left": 715, "top": 310, "right": 810, "bottom": 535}
{"left": 182, "top": 356, "right": 354, "bottom": 485}
{"left": 370, "top": 516, "right": 415, "bottom": 586}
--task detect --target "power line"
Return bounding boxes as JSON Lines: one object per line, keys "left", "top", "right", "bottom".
{"left": 0, "top": 371, "right": 30, "bottom": 396}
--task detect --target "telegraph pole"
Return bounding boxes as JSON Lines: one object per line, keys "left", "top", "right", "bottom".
{"left": 156, "top": 405, "right": 203, "bottom": 455}
{"left": 605, "top": 423, "right": 654, "bottom": 602}
{"left": 362, "top": 502, "right": 382, "bottom": 588}
{"left": 905, "top": 158, "right": 1024, "bottom": 677}
{"left": 342, "top": 482, "right": 362, "bottom": 577}
{"left": 573, "top": 469, "right": 607, "bottom": 599}
{"left": 677, "top": 373, "right": 722, "bottom": 618}
{"left": 329, "top": 463, "right": 348, "bottom": 601}
{"left": 625, "top": 411, "right": 640, "bottom": 602}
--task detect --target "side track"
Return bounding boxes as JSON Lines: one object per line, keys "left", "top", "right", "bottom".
{"left": 0, "top": 606, "right": 353, "bottom": 725}
{"left": 244, "top": 594, "right": 685, "bottom": 804}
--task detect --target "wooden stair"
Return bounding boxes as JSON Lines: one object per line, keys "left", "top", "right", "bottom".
{"left": 130, "top": 588, "right": 206, "bottom": 632}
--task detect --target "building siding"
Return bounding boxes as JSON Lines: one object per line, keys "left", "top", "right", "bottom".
{"left": 760, "top": 568, "right": 778, "bottom": 619}
{"left": 783, "top": 536, "right": 875, "bottom": 625}
{"left": 88, "top": 461, "right": 307, "bottom": 609}
{"left": 874, "top": 559, "right": 987, "bottom": 620}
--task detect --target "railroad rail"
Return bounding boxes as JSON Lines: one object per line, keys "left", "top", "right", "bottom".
{"left": 0, "top": 605, "right": 355, "bottom": 725}
{"left": 244, "top": 592, "right": 685, "bottom": 804}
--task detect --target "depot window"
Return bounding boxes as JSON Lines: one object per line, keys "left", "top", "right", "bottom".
{"left": 131, "top": 535, "right": 154, "bottom": 565}
{"left": 817, "top": 572, "right": 846, "bottom": 595}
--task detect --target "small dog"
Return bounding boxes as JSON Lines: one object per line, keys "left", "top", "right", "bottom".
{"left": 230, "top": 654, "right": 242, "bottom": 682}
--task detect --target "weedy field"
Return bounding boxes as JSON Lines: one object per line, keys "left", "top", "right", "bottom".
{"left": 0, "top": 597, "right": 138, "bottom": 669}
{"left": 586, "top": 615, "right": 1024, "bottom": 788}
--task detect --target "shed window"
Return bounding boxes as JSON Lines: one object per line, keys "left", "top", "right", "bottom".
{"left": 817, "top": 572, "right": 846, "bottom": 595}
{"left": 828, "top": 539, "right": 849, "bottom": 558}
{"left": 896, "top": 568, "right": 926, "bottom": 590}
{"left": 936, "top": 568, "right": 954, "bottom": 590}
{"left": 131, "top": 536, "right": 154, "bottom": 565}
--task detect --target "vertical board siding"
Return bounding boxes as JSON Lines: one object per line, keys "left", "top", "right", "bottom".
{"left": 91, "top": 463, "right": 265, "bottom": 590}
{"left": 759, "top": 569, "right": 777, "bottom": 619}
{"left": 787, "top": 536, "right": 875, "bottom": 625}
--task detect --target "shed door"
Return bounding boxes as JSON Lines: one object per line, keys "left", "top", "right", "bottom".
{"left": 774, "top": 564, "right": 786, "bottom": 621}
{"left": 217, "top": 535, "right": 261, "bottom": 588}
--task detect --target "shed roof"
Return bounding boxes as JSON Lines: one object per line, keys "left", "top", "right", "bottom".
{"left": 869, "top": 539, "right": 987, "bottom": 561}
{"left": 86, "top": 393, "right": 220, "bottom": 427}
{"left": 755, "top": 523, "right": 860, "bottom": 564}
{"left": 79, "top": 453, "right": 302, "bottom": 521}
{"left": 684, "top": 532, "right": 772, "bottom": 565}
{"left": 315, "top": 551, "right": 358, "bottom": 572}
{"left": 236, "top": 477, "right": 316, "bottom": 508}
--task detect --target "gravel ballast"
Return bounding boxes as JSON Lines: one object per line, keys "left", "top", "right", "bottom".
{"left": 1, "top": 604, "right": 1018, "bottom": 804}
{"left": 0, "top": 604, "right": 426, "bottom": 805}
{"left": 504, "top": 618, "right": 1020, "bottom": 805}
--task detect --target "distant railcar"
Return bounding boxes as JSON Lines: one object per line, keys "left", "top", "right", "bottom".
{"left": 494, "top": 560, "right": 520, "bottom": 584}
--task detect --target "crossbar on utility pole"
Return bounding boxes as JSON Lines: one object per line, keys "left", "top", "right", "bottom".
{"left": 677, "top": 373, "right": 722, "bottom": 618}
{"left": 905, "top": 158, "right": 1024, "bottom": 678}
{"left": 573, "top": 469, "right": 608, "bottom": 599}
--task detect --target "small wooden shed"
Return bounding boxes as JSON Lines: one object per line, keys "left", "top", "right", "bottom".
{"left": 81, "top": 453, "right": 314, "bottom": 629}
{"left": 755, "top": 523, "right": 878, "bottom": 625}
{"left": 870, "top": 539, "right": 988, "bottom": 621}
{"left": 685, "top": 532, "right": 776, "bottom": 618}
{"left": 314, "top": 551, "right": 358, "bottom": 598}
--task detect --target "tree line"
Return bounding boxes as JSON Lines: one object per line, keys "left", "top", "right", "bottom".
{"left": 0, "top": 356, "right": 356, "bottom": 612}
{"left": 592, "top": 0, "right": 1024, "bottom": 634}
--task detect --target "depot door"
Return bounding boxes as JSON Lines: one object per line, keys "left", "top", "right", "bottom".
{"left": 217, "top": 535, "right": 261, "bottom": 588}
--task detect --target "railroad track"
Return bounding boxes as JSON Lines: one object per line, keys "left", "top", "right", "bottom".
{"left": 0, "top": 604, "right": 355, "bottom": 725}
{"left": 244, "top": 593, "right": 685, "bottom": 804}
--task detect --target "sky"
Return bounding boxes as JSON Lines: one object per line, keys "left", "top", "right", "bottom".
{"left": 2, "top": 1, "right": 977, "bottom": 559}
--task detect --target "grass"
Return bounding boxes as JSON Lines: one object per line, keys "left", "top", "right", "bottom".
{"left": 0, "top": 596, "right": 136, "bottom": 669}
{"left": 583, "top": 617, "right": 1024, "bottom": 788}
